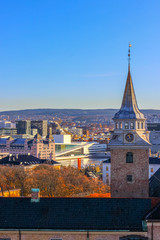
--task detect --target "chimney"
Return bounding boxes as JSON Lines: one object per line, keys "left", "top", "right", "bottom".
{"left": 31, "top": 188, "right": 40, "bottom": 202}
{"left": 78, "top": 158, "right": 81, "bottom": 170}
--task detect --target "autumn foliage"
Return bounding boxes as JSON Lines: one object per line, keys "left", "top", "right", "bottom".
{"left": 0, "top": 165, "right": 110, "bottom": 197}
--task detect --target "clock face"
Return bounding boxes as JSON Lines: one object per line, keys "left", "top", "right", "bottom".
{"left": 125, "top": 133, "right": 134, "bottom": 142}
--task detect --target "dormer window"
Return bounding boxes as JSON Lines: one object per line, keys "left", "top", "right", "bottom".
{"left": 125, "top": 122, "right": 129, "bottom": 129}
{"left": 130, "top": 122, "right": 134, "bottom": 129}
{"left": 141, "top": 122, "right": 144, "bottom": 129}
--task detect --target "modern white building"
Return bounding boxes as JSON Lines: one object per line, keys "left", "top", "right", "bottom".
{"left": 53, "top": 134, "right": 71, "bottom": 144}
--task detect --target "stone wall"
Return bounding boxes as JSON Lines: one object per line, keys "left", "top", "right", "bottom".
{"left": 111, "top": 148, "right": 149, "bottom": 198}
{"left": 0, "top": 231, "right": 148, "bottom": 240}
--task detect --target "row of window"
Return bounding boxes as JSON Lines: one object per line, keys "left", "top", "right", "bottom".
{"left": 115, "top": 121, "right": 144, "bottom": 130}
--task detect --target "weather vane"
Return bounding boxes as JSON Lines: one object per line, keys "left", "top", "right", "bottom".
{"left": 128, "top": 43, "right": 132, "bottom": 66}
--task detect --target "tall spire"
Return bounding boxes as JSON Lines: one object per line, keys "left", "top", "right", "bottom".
{"left": 128, "top": 43, "right": 131, "bottom": 72}
{"left": 113, "top": 43, "right": 145, "bottom": 120}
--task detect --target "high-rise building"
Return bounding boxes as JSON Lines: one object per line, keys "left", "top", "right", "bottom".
{"left": 16, "top": 120, "right": 31, "bottom": 135}
{"left": 109, "top": 45, "right": 151, "bottom": 198}
{"left": 31, "top": 120, "right": 48, "bottom": 136}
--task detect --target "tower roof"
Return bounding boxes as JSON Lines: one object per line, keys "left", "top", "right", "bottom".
{"left": 113, "top": 45, "right": 145, "bottom": 120}
{"left": 34, "top": 133, "right": 42, "bottom": 140}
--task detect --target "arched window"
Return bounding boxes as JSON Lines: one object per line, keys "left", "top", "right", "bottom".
{"left": 126, "top": 152, "right": 133, "bottom": 163}
{"left": 125, "top": 122, "right": 129, "bottom": 129}
{"left": 130, "top": 122, "right": 134, "bottom": 129}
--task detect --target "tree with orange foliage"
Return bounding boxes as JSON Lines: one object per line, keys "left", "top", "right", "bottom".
{"left": 0, "top": 165, "right": 110, "bottom": 197}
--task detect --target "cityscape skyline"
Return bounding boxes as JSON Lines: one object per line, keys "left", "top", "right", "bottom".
{"left": 0, "top": 1, "right": 160, "bottom": 110}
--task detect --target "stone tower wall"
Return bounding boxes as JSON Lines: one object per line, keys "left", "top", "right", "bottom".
{"left": 111, "top": 148, "right": 149, "bottom": 198}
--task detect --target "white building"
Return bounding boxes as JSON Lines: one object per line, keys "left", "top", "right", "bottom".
{"left": 88, "top": 143, "right": 107, "bottom": 155}
{"left": 0, "top": 120, "right": 16, "bottom": 129}
{"left": 53, "top": 134, "right": 71, "bottom": 144}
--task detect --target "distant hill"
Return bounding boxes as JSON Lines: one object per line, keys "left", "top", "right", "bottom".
{"left": 0, "top": 108, "right": 160, "bottom": 118}
{"left": 0, "top": 108, "right": 118, "bottom": 116}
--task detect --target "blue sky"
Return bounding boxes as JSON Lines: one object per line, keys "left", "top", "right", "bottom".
{"left": 0, "top": 0, "right": 160, "bottom": 110}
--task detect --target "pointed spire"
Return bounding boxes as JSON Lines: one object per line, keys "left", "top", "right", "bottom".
{"left": 113, "top": 44, "right": 145, "bottom": 120}
{"left": 128, "top": 43, "right": 131, "bottom": 72}
{"left": 34, "top": 133, "right": 42, "bottom": 140}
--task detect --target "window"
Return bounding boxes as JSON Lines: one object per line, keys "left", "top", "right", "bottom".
{"left": 127, "top": 175, "right": 132, "bottom": 182}
{"left": 0, "top": 239, "right": 11, "bottom": 240}
{"left": 137, "top": 122, "right": 140, "bottom": 129}
{"left": 119, "top": 122, "right": 122, "bottom": 129}
{"left": 125, "top": 122, "right": 129, "bottom": 129}
{"left": 151, "top": 168, "right": 154, "bottom": 173}
{"left": 120, "top": 235, "right": 148, "bottom": 240}
{"left": 130, "top": 122, "right": 134, "bottom": 129}
{"left": 126, "top": 152, "right": 133, "bottom": 163}
{"left": 141, "top": 122, "right": 144, "bottom": 129}
{"left": 106, "top": 166, "right": 108, "bottom": 171}
{"left": 115, "top": 123, "right": 118, "bottom": 129}
{"left": 50, "top": 239, "right": 62, "bottom": 240}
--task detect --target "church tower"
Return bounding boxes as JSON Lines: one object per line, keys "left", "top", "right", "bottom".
{"left": 109, "top": 44, "right": 151, "bottom": 198}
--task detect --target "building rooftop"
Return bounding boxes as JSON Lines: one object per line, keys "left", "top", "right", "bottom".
{"left": 0, "top": 198, "right": 151, "bottom": 231}
{"left": 149, "top": 168, "right": 160, "bottom": 197}
{"left": 0, "top": 155, "right": 59, "bottom": 166}
{"left": 113, "top": 46, "right": 144, "bottom": 120}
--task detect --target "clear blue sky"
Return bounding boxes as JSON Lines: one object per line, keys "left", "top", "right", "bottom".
{"left": 0, "top": 0, "right": 160, "bottom": 110}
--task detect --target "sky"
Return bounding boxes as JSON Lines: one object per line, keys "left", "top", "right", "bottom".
{"left": 0, "top": 0, "right": 160, "bottom": 111}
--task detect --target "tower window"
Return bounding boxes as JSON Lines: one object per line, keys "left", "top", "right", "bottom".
{"left": 127, "top": 175, "right": 132, "bottom": 182}
{"left": 141, "top": 122, "right": 144, "bottom": 129}
{"left": 130, "top": 122, "right": 134, "bottom": 129}
{"left": 125, "top": 122, "right": 129, "bottom": 129}
{"left": 126, "top": 152, "right": 133, "bottom": 163}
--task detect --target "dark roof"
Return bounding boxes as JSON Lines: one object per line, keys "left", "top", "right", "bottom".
{"left": 11, "top": 138, "right": 26, "bottom": 145}
{"left": 149, "top": 157, "right": 160, "bottom": 164}
{"left": 0, "top": 155, "right": 59, "bottom": 166}
{"left": 0, "top": 154, "right": 45, "bottom": 165}
{"left": 145, "top": 202, "right": 160, "bottom": 221}
{"left": 0, "top": 198, "right": 151, "bottom": 231}
{"left": 149, "top": 168, "right": 160, "bottom": 197}
{"left": 0, "top": 138, "right": 7, "bottom": 144}
{"left": 103, "top": 158, "right": 111, "bottom": 163}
